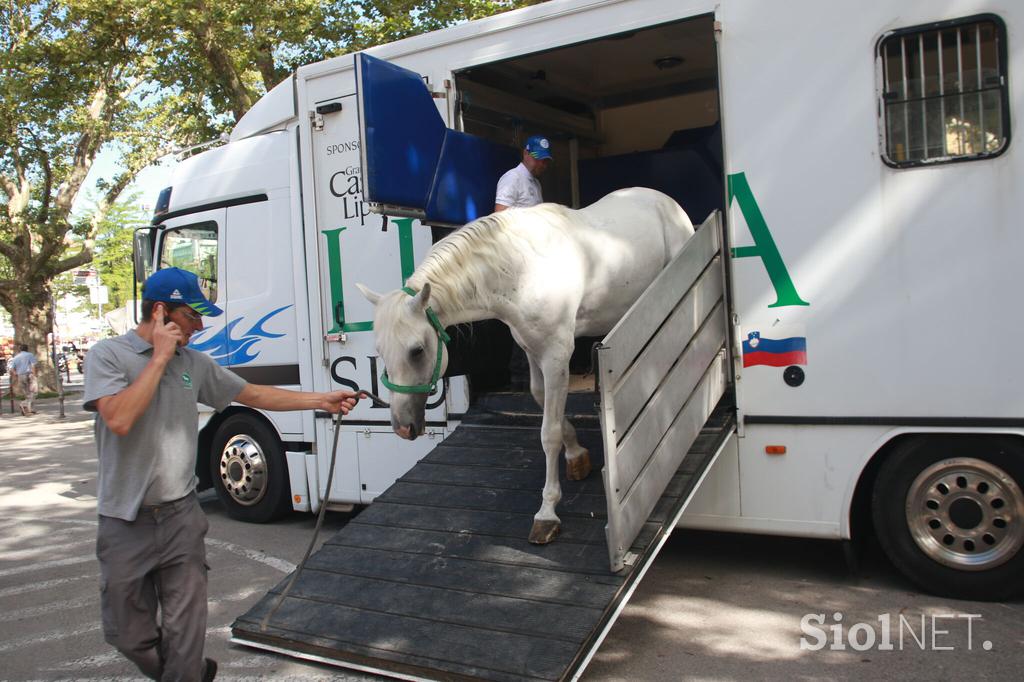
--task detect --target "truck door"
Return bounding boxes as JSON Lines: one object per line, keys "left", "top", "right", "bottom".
{"left": 354, "top": 52, "right": 519, "bottom": 224}
{"left": 308, "top": 70, "right": 453, "bottom": 505}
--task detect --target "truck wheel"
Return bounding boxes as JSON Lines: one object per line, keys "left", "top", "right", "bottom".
{"left": 210, "top": 414, "right": 292, "bottom": 523}
{"left": 872, "top": 436, "right": 1024, "bottom": 600}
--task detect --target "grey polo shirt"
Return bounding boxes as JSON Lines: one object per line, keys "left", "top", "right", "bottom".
{"left": 84, "top": 330, "right": 247, "bottom": 521}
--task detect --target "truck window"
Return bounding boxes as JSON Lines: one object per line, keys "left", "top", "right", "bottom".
{"left": 879, "top": 15, "right": 1009, "bottom": 167}
{"left": 159, "top": 221, "right": 219, "bottom": 303}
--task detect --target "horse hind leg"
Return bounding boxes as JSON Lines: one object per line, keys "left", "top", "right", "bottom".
{"left": 561, "top": 418, "right": 591, "bottom": 481}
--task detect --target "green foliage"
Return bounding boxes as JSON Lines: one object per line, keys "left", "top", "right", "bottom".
{"left": 139, "top": 1, "right": 545, "bottom": 140}
{"left": 1, "top": 0, "right": 542, "bottom": 373}
{"left": 92, "top": 197, "right": 148, "bottom": 309}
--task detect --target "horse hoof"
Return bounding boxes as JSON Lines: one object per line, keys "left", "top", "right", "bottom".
{"left": 566, "top": 450, "right": 591, "bottom": 481}
{"left": 529, "top": 520, "right": 561, "bottom": 544}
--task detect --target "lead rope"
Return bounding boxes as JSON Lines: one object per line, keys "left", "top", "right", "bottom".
{"left": 259, "top": 389, "right": 390, "bottom": 632}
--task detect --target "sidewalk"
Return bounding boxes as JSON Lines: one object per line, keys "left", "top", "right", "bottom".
{"left": 0, "top": 374, "right": 88, "bottom": 423}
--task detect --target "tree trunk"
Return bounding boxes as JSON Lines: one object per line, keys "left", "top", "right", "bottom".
{"left": 8, "top": 288, "right": 60, "bottom": 394}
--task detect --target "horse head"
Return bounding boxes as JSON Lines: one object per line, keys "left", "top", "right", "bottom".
{"left": 356, "top": 282, "right": 448, "bottom": 440}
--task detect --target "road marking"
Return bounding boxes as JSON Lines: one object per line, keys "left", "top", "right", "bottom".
{"left": 1, "top": 526, "right": 94, "bottom": 544}
{"left": 47, "top": 650, "right": 125, "bottom": 671}
{"left": 0, "top": 554, "right": 95, "bottom": 578}
{"left": 206, "top": 539, "right": 295, "bottom": 573}
{"left": 0, "top": 572, "right": 96, "bottom": 598}
{"left": 3, "top": 517, "right": 97, "bottom": 527}
{"left": 23, "top": 678, "right": 147, "bottom": 682}
{"left": 0, "top": 621, "right": 101, "bottom": 653}
{"left": 3, "top": 536, "right": 95, "bottom": 561}
{"left": 4, "top": 517, "right": 296, "bottom": 573}
{"left": 0, "top": 594, "right": 98, "bottom": 623}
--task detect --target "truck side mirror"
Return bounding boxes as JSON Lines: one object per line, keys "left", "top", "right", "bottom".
{"left": 133, "top": 229, "right": 153, "bottom": 284}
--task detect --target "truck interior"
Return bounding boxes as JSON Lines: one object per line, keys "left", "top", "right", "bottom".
{"left": 445, "top": 14, "right": 725, "bottom": 392}
{"left": 454, "top": 14, "right": 722, "bottom": 221}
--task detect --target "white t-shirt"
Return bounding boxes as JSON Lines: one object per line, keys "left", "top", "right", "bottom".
{"left": 495, "top": 163, "right": 543, "bottom": 209}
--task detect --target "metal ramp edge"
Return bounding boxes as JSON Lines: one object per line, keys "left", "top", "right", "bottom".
{"left": 230, "top": 395, "right": 734, "bottom": 682}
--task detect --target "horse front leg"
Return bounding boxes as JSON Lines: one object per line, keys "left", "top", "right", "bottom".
{"left": 529, "top": 356, "right": 571, "bottom": 545}
{"left": 527, "top": 355, "right": 590, "bottom": 482}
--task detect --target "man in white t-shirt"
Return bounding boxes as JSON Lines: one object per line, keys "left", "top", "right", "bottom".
{"left": 494, "top": 135, "right": 552, "bottom": 212}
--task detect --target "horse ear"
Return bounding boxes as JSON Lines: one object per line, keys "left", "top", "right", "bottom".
{"left": 355, "top": 282, "right": 383, "bottom": 305}
{"left": 407, "top": 282, "right": 431, "bottom": 312}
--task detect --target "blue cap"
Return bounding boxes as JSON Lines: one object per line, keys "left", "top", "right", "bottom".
{"left": 143, "top": 267, "right": 223, "bottom": 317}
{"left": 524, "top": 135, "right": 553, "bottom": 160}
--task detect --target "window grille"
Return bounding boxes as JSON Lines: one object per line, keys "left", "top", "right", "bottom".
{"left": 878, "top": 15, "right": 1009, "bottom": 166}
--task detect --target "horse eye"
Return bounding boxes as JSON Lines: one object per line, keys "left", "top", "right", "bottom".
{"left": 409, "top": 346, "right": 425, "bottom": 360}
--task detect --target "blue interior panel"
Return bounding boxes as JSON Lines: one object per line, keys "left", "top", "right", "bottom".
{"left": 358, "top": 53, "right": 517, "bottom": 224}
{"left": 580, "top": 124, "right": 724, "bottom": 225}
{"left": 358, "top": 53, "right": 446, "bottom": 208}
{"left": 426, "top": 130, "right": 520, "bottom": 224}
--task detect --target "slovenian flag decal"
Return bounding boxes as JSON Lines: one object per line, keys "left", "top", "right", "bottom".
{"left": 743, "top": 331, "right": 807, "bottom": 367}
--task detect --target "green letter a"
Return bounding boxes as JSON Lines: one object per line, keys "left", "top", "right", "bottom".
{"left": 728, "top": 172, "right": 809, "bottom": 308}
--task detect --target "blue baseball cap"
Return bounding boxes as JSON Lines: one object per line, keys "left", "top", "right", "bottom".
{"left": 143, "top": 267, "right": 223, "bottom": 317}
{"left": 524, "top": 135, "right": 553, "bottom": 160}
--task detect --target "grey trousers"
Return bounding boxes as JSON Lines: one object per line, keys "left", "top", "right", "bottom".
{"left": 97, "top": 493, "right": 209, "bottom": 682}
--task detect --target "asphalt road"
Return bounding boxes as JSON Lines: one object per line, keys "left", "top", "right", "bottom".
{"left": 1, "top": 384, "right": 1022, "bottom": 681}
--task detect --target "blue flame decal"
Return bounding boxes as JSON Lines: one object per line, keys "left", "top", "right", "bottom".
{"left": 189, "top": 305, "right": 292, "bottom": 366}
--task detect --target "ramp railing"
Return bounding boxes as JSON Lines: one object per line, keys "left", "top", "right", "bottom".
{"left": 596, "top": 211, "right": 728, "bottom": 572}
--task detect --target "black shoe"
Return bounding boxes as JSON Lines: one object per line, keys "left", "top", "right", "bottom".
{"left": 202, "top": 658, "right": 218, "bottom": 682}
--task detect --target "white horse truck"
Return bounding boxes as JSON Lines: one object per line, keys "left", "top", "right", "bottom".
{"left": 137, "top": 0, "right": 1021, "bottom": 677}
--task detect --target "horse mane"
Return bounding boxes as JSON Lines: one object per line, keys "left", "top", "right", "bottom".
{"left": 407, "top": 204, "right": 567, "bottom": 317}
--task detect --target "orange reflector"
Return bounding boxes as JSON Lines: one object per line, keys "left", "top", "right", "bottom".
{"left": 294, "top": 495, "right": 302, "bottom": 503}
{"left": 765, "top": 445, "right": 787, "bottom": 455}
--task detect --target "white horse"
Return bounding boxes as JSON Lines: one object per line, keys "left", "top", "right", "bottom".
{"left": 357, "top": 187, "right": 694, "bottom": 544}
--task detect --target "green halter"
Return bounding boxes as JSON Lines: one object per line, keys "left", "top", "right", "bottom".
{"left": 379, "top": 286, "right": 451, "bottom": 394}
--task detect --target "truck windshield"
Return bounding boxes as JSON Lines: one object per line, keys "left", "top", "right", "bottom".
{"left": 159, "top": 221, "right": 219, "bottom": 303}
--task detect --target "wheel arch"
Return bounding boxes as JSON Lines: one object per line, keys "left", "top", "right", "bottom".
{"left": 846, "top": 428, "right": 1024, "bottom": 543}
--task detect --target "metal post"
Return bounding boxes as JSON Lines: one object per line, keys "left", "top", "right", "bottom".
{"left": 50, "top": 298, "right": 65, "bottom": 419}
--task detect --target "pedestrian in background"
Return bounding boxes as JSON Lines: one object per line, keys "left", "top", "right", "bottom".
{"left": 84, "top": 267, "right": 360, "bottom": 682}
{"left": 10, "top": 343, "right": 38, "bottom": 416}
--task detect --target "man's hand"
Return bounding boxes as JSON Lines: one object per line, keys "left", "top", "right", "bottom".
{"left": 151, "top": 304, "right": 183, "bottom": 360}
{"left": 321, "top": 390, "right": 361, "bottom": 415}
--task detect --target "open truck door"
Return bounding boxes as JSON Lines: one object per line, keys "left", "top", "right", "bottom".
{"left": 355, "top": 53, "right": 519, "bottom": 225}
{"left": 307, "top": 60, "right": 461, "bottom": 507}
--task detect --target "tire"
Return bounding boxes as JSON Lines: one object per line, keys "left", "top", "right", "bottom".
{"left": 872, "top": 435, "right": 1024, "bottom": 601}
{"left": 210, "top": 413, "right": 292, "bottom": 523}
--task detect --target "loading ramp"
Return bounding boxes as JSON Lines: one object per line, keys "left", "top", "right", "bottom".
{"left": 231, "top": 393, "right": 733, "bottom": 681}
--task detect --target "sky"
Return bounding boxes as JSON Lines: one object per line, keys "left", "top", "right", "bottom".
{"left": 72, "top": 146, "right": 179, "bottom": 218}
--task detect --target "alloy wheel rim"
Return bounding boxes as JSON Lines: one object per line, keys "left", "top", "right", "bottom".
{"left": 219, "top": 434, "right": 268, "bottom": 507}
{"left": 906, "top": 457, "right": 1024, "bottom": 571}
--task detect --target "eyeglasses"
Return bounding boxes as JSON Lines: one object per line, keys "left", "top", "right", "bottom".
{"left": 174, "top": 307, "right": 203, "bottom": 324}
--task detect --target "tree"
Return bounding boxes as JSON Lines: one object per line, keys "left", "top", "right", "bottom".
{"left": 143, "top": 1, "right": 545, "bottom": 134}
{"left": 1, "top": 0, "right": 542, "bottom": 389}
{"left": 0, "top": 1, "right": 176, "bottom": 389}
{"left": 92, "top": 196, "right": 148, "bottom": 311}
